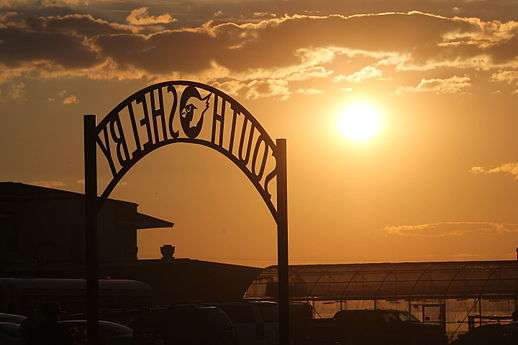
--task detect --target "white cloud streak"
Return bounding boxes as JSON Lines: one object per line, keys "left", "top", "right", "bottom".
{"left": 471, "top": 162, "right": 518, "bottom": 179}
{"left": 334, "top": 66, "right": 383, "bottom": 83}
{"left": 396, "top": 75, "right": 471, "bottom": 94}
{"left": 385, "top": 221, "right": 518, "bottom": 237}
{"left": 62, "top": 94, "right": 79, "bottom": 104}
{"left": 126, "top": 7, "right": 175, "bottom": 26}
{"left": 491, "top": 70, "right": 518, "bottom": 85}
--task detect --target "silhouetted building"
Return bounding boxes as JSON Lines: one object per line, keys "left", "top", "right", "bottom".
{"left": 0, "top": 182, "right": 173, "bottom": 265}
{"left": 0, "top": 182, "right": 260, "bottom": 306}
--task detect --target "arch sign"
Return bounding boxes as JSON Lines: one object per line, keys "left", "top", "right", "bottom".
{"left": 83, "top": 81, "right": 289, "bottom": 345}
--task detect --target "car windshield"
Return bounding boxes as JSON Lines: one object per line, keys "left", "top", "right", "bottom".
{"left": 60, "top": 320, "right": 132, "bottom": 337}
{"left": 397, "top": 311, "right": 419, "bottom": 322}
{"left": 381, "top": 312, "right": 399, "bottom": 323}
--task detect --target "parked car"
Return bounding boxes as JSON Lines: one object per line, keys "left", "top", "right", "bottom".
{"left": 332, "top": 309, "right": 447, "bottom": 345}
{"left": 60, "top": 320, "right": 134, "bottom": 345}
{"left": 0, "top": 278, "right": 151, "bottom": 317}
{"left": 0, "top": 313, "right": 26, "bottom": 324}
{"left": 0, "top": 322, "right": 21, "bottom": 345}
{"left": 132, "top": 304, "right": 236, "bottom": 345}
{"left": 68, "top": 308, "right": 144, "bottom": 328}
{"left": 213, "top": 301, "right": 278, "bottom": 345}
{"left": 451, "top": 322, "right": 518, "bottom": 345}
{"left": 289, "top": 302, "right": 315, "bottom": 342}
{"left": 0, "top": 319, "right": 134, "bottom": 345}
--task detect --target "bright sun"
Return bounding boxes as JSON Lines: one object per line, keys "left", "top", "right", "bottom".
{"left": 337, "top": 102, "right": 382, "bottom": 142}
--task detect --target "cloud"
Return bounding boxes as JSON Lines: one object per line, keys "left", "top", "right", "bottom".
{"left": 221, "top": 47, "right": 335, "bottom": 83}
{"left": 62, "top": 94, "right": 79, "bottom": 104}
{"left": 0, "top": 10, "right": 517, "bottom": 99}
{"left": 470, "top": 162, "right": 518, "bottom": 179}
{"left": 8, "top": 81, "right": 25, "bottom": 99}
{"left": 245, "top": 79, "right": 291, "bottom": 100}
{"left": 0, "top": 21, "right": 102, "bottom": 69}
{"left": 438, "top": 17, "right": 518, "bottom": 49}
{"left": 0, "top": 81, "right": 26, "bottom": 101}
{"left": 385, "top": 221, "right": 518, "bottom": 237}
{"left": 126, "top": 7, "right": 175, "bottom": 26}
{"left": 0, "top": 11, "right": 484, "bottom": 72}
{"left": 491, "top": 70, "right": 518, "bottom": 84}
{"left": 96, "top": 12, "right": 513, "bottom": 78}
{"left": 0, "top": 0, "right": 37, "bottom": 7}
{"left": 296, "top": 88, "right": 323, "bottom": 95}
{"left": 0, "top": 0, "right": 92, "bottom": 8}
{"left": 253, "top": 12, "right": 276, "bottom": 18}
{"left": 334, "top": 65, "right": 383, "bottom": 83}
{"left": 92, "top": 27, "right": 221, "bottom": 74}
{"left": 37, "top": 14, "right": 137, "bottom": 35}
{"left": 41, "top": 0, "right": 88, "bottom": 7}
{"left": 48, "top": 89, "right": 79, "bottom": 104}
{"left": 396, "top": 75, "right": 471, "bottom": 94}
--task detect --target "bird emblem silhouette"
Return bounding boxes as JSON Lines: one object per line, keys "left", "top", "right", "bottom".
{"left": 179, "top": 86, "right": 211, "bottom": 139}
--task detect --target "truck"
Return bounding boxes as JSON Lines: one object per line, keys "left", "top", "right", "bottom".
{"left": 297, "top": 309, "right": 447, "bottom": 345}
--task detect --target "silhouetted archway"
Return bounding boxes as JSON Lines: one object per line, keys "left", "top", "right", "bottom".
{"left": 83, "top": 81, "right": 289, "bottom": 345}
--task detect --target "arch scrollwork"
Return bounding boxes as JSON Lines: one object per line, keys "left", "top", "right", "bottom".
{"left": 94, "top": 81, "right": 280, "bottom": 220}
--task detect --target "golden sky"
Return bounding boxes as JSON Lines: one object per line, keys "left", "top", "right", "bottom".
{"left": 1, "top": 0, "right": 518, "bottom": 266}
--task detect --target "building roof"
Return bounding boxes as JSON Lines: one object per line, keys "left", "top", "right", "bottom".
{"left": 135, "top": 212, "right": 173, "bottom": 229}
{"left": 0, "top": 182, "right": 135, "bottom": 205}
{"left": 0, "top": 182, "right": 173, "bottom": 229}
{"left": 244, "top": 260, "right": 518, "bottom": 300}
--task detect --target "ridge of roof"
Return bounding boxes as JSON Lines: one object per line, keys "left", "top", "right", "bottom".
{"left": 264, "top": 259, "right": 518, "bottom": 270}
{"left": 0, "top": 182, "right": 174, "bottom": 229}
{"left": 0, "top": 182, "right": 136, "bottom": 205}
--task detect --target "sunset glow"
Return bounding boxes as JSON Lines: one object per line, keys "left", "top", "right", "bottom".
{"left": 337, "top": 102, "right": 382, "bottom": 142}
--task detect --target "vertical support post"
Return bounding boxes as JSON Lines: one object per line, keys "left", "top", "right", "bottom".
{"left": 276, "top": 139, "right": 289, "bottom": 345}
{"left": 478, "top": 296, "right": 482, "bottom": 326}
{"left": 439, "top": 302, "right": 447, "bottom": 335}
{"left": 84, "top": 115, "right": 99, "bottom": 345}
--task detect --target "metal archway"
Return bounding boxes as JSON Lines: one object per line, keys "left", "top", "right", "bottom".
{"left": 83, "top": 81, "right": 289, "bottom": 345}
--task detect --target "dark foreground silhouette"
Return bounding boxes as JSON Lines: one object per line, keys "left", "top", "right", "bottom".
{"left": 294, "top": 309, "right": 447, "bottom": 345}
{"left": 19, "top": 303, "right": 72, "bottom": 345}
{"left": 3, "top": 302, "right": 518, "bottom": 345}
{"left": 451, "top": 322, "right": 518, "bottom": 345}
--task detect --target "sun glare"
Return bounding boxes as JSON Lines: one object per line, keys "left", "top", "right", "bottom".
{"left": 337, "top": 102, "right": 382, "bottom": 142}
